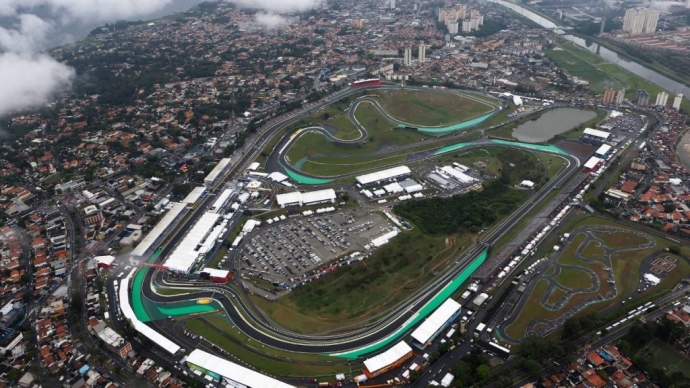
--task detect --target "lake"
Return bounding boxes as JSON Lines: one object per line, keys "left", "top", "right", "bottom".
{"left": 512, "top": 108, "right": 597, "bottom": 143}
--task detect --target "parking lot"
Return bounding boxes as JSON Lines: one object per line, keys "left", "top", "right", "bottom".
{"left": 233, "top": 212, "right": 393, "bottom": 292}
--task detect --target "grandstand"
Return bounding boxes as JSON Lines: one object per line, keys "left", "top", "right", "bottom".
{"left": 163, "top": 212, "right": 222, "bottom": 273}
{"left": 181, "top": 186, "right": 207, "bottom": 208}
{"left": 363, "top": 341, "right": 413, "bottom": 378}
{"left": 356, "top": 166, "right": 411, "bottom": 186}
{"left": 411, "top": 298, "right": 462, "bottom": 349}
{"left": 204, "top": 158, "right": 232, "bottom": 187}
{"left": 186, "top": 349, "right": 294, "bottom": 388}
{"left": 130, "top": 202, "right": 188, "bottom": 258}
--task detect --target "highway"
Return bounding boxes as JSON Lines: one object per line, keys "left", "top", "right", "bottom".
{"left": 128, "top": 85, "right": 586, "bottom": 359}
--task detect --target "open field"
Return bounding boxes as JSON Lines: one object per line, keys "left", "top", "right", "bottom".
{"left": 255, "top": 229, "right": 470, "bottom": 334}
{"left": 184, "top": 315, "right": 352, "bottom": 376}
{"left": 504, "top": 215, "right": 690, "bottom": 340}
{"left": 546, "top": 41, "right": 690, "bottom": 113}
{"left": 554, "top": 267, "right": 593, "bottom": 290}
{"left": 369, "top": 89, "right": 493, "bottom": 126}
{"left": 546, "top": 43, "right": 624, "bottom": 93}
{"left": 639, "top": 339, "right": 690, "bottom": 379}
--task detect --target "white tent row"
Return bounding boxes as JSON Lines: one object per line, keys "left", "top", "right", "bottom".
{"left": 187, "top": 349, "right": 294, "bottom": 388}
{"left": 163, "top": 212, "right": 221, "bottom": 273}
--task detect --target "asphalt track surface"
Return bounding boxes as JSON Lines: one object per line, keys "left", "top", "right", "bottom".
{"left": 265, "top": 90, "right": 500, "bottom": 182}
{"left": 137, "top": 85, "right": 582, "bottom": 357}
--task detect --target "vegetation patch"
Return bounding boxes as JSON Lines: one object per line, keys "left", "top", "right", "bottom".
{"left": 369, "top": 89, "right": 493, "bottom": 126}
{"left": 553, "top": 267, "right": 593, "bottom": 290}
{"left": 262, "top": 229, "right": 470, "bottom": 334}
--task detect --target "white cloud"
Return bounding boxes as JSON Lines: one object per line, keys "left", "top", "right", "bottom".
{"left": 0, "top": 0, "right": 175, "bottom": 22}
{"left": 230, "top": 0, "right": 323, "bottom": 13}
{"left": 0, "top": 0, "right": 179, "bottom": 115}
{"left": 0, "top": 53, "right": 74, "bottom": 116}
{"left": 253, "top": 12, "right": 292, "bottom": 30}
{"left": 0, "top": 14, "right": 54, "bottom": 53}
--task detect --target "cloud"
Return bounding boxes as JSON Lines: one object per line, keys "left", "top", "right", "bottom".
{"left": 0, "top": 0, "right": 175, "bottom": 22}
{"left": 230, "top": 0, "right": 323, "bottom": 13}
{"left": 0, "top": 53, "right": 74, "bottom": 115}
{"left": 0, "top": 0, "right": 179, "bottom": 116}
{"left": 253, "top": 12, "right": 293, "bottom": 30}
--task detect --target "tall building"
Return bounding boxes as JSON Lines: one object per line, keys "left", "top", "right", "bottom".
{"left": 615, "top": 89, "right": 626, "bottom": 105}
{"left": 403, "top": 48, "right": 412, "bottom": 66}
{"left": 351, "top": 18, "right": 363, "bottom": 28}
{"left": 655, "top": 91, "right": 669, "bottom": 106}
{"left": 390, "top": 0, "right": 395, "bottom": 9}
{"left": 599, "top": 17, "right": 606, "bottom": 35}
{"left": 602, "top": 88, "right": 616, "bottom": 105}
{"left": 418, "top": 44, "right": 426, "bottom": 63}
{"left": 673, "top": 94, "right": 684, "bottom": 110}
{"left": 623, "top": 8, "right": 659, "bottom": 35}
{"left": 446, "top": 20, "right": 459, "bottom": 34}
{"left": 636, "top": 89, "right": 650, "bottom": 106}
{"left": 462, "top": 20, "right": 472, "bottom": 32}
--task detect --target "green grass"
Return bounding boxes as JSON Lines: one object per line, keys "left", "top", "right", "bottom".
{"left": 300, "top": 153, "right": 408, "bottom": 177}
{"left": 553, "top": 267, "right": 593, "bottom": 290}
{"left": 184, "top": 315, "right": 352, "bottom": 376}
{"left": 258, "top": 229, "right": 470, "bottom": 334}
{"left": 580, "top": 240, "right": 606, "bottom": 260}
{"left": 370, "top": 89, "right": 494, "bottom": 126}
{"left": 640, "top": 339, "right": 690, "bottom": 379}
{"left": 546, "top": 43, "right": 625, "bottom": 93}
{"left": 155, "top": 287, "right": 193, "bottom": 296}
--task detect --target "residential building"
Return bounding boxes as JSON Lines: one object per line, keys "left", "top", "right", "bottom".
{"left": 673, "top": 94, "right": 684, "bottom": 110}
{"left": 390, "top": 0, "right": 395, "bottom": 9}
{"left": 623, "top": 8, "right": 659, "bottom": 35}
{"left": 418, "top": 44, "right": 426, "bottom": 63}
{"left": 615, "top": 89, "right": 626, "bottom": 105}
{"left": 404, "top": 47, "right": 412, "bottom": 66}
{"left": 636, "top": 89, "right": 650, "bottom": 106}
{"left": 602, "top": 88, "right": 616, "bottom": 105}
{"left": 447, "top": 20, "right": 459, "bottom": 34}
{"left": 655, "top": 91, "right": 669, "bottom": 106}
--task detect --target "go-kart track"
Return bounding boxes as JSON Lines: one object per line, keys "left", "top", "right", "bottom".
{"left": 131, "top": 85, "right": 583, "bottom": 363}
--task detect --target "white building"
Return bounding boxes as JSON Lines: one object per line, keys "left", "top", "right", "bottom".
{"left": 276, "top": 189, "right": 336, "bottom": 208}
{"left": 356, "top": 166, "right": 411, "bottom": 186}
{"left": 418, "top": 44, "right": 426, "bottom": 63}
{"left": 390, "top": 0, "right": 395, "bottom": 9}
{"left": 673, "top": 94, "right": 684, "bottom": 110}
{"left": 403, "top": 47, "right": 412, "bottom": 66}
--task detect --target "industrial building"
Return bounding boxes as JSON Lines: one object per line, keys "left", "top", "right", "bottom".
{"left": 204, "top": 158, "right": 232, "bottom": 187}
{"left": 595, "top": 144, "right": 612, "bottom": 157}
{"left": 276, "top": 189, "right": 336, "bottom": 208}
{"left": 411, "top": 298, "right": 462, "bottom": 349}
{"left": 584, "top": 157, "right": 604, "bottom": 173}
{"left": 163, "top": 212, "right": 224, "bottom": 273}
{"left": 130, "top": 202, "right": 188, "bottom": 258}
{"left": 199, "top": 268, "right": 232, "bottom": 283}
{"left": 356, "top": 166, "right": 411, "bottom": 186}
{"left": 186, "top": 349, "right": 295, "bottom": 388}
{"left": 93, "top": 255, "right": 116, "bottom": 268}
{"left": 363, "top": 341, "right": 414, "bottom": 378}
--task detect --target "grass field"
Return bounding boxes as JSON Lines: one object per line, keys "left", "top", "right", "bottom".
{"left": 580, "top": 240, "right": 606, "bottom": 260}
{"left": 369, "top": 89, "right": 494, "bottom": 126}
{"left": 504, "top": 215, "right": 690, "bottom": 340}
{"left": 554, "top": 267, "right": 593, "bottom": 290}
{"left": 639, "top": 339, "right": 690, "bottom": 379}
{"left": 255, "top": 229, "right": 470, "bottom": 334}
{"left": 184, "top": 315, "right": 353, "bottom": 376}
{"left": 545, "top": 286, "right": 567, "bottom": 306}
{"left": 546, "top": 43, "right": 625, "bottom": 93}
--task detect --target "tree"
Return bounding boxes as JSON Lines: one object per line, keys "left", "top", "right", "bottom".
{"left": 476, "top": 364, "right": 490, "bottom": 381}
{"left": 523, "top": 359, "right": 542, "bottom": 378}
